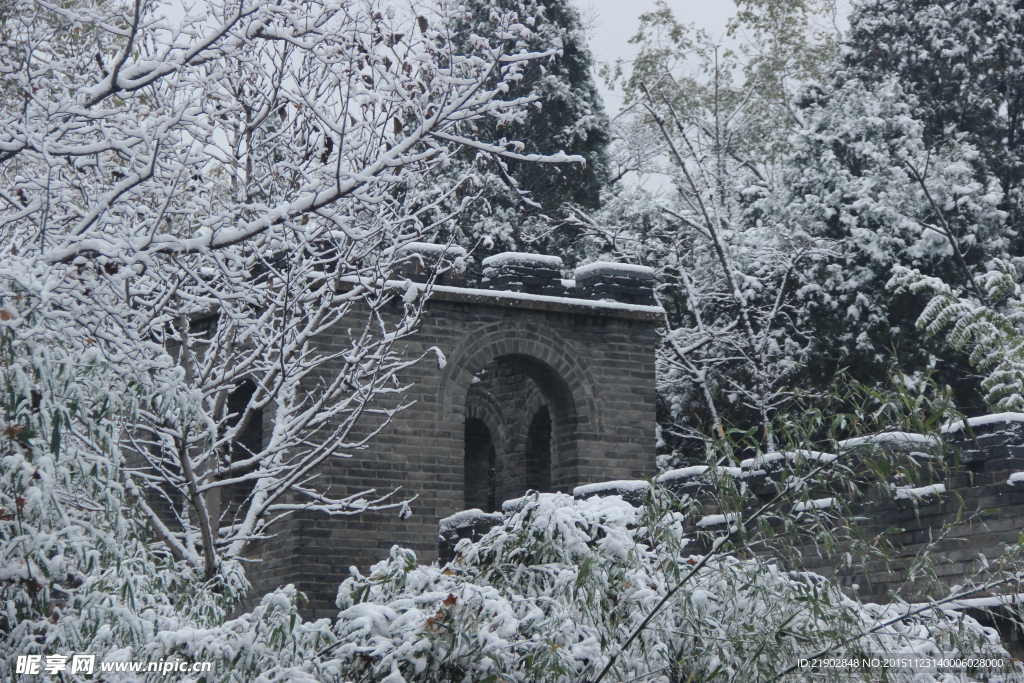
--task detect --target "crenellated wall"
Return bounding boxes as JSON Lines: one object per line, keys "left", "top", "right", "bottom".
{"left": 440, "top": 415, "right": 1024, "bottom": 613}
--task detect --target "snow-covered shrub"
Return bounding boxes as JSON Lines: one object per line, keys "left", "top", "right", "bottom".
{"left": 139, "top": 586, "right": 342, "bottom": 683}
{"left": 331, "top": 492, "right": 1020, "bottom": 683}
{"left": 0, "top": 293, "right": 246, "bottom": 678}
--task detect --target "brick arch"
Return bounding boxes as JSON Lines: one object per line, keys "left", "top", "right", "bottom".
{"left": 439, "top": 321, "right": 603, "bottom": 490}
{"left": 440, "top": 321, "right": 603, "bottom": 430}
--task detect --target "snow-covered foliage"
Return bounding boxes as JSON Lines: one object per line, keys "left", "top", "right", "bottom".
{"left": 0, "top": 0, "right": 581, "bottom": 581}
{"left": 3, "top": 313, "right": 1020, "bottom": 682}
{"left": 568, "top": 0, "right": 848, "bottom": 459}
{"left": 607, "top": 0, "right": 840, "bottom": 168}
{"left": 0, "top": 322, "right": 337, "bottom": 680}
{"left": 328, "top": 492, "right": 1020, "bottom": 683}
{"left": 6, "top": 0, "right": 1024, "bottom": 679}
{"left": 757, "top": 76, "right": 1007, "bottom": 384}
{"left": 841, "top": 0, "right": 1024, "bottom": 238}
{"left": 582, "top": 0, "right": 1022, "bottom": 456}
{"left": 0, "top": 296, "right": 246, "bottom": 678}
{"left": 892, "top": 261, "right": 1024, "bottom": 411}
{"left": 574, "top": 123, "right": 826, "bottom": 457}
{"left": 745, "top": 0, "right": 1023, "bottom": 411}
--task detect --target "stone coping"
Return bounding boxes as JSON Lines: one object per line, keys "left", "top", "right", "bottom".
{"left": 407, "top": 280, "right": 664, "bottom": 320}
{"left": 335, "top": 268, "right": 663, "bottom": 319}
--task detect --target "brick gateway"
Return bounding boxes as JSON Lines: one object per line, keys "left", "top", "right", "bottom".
{"left": 246, "top": 252, "right": 661, "bottom": 616}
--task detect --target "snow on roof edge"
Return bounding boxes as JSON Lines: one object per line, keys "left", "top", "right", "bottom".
{"left": 433, "top": 282, "right": 663, "bottom": 313}
{"left": 573, "top": 480, "right": 651, "bottom": 497}
{"left": 793, "top": 497, "right": 835, "bottom": 512}
{"left": 655, "top": 465, "right": 710, "bottom": 483}
{"left": 696, "top": 512, "right": 739, "bottom": 528}
{"left": 837, "top": 431, "right": 941, "bottom": 449}
{"left": 336, "top": 275, "right": 665, "bottom": 315}
{"left": 438, "top": 509, "right": 503, "bottom": 533}
{"left": 893, "top": 483, "right": 946, "bottom": 500}
{"left": 738, "top": 450, "right": 837, "bottom": 469}
{"left": 396, "top": 241, "right": 468, "bottom": 257}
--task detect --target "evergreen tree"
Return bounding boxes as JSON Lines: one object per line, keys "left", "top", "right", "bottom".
{"left": 425, "top": 0, "right": 612, "bottom": 264}
{"left": 841, "top": 0, "right": 1024, "bottom": 244}
{"left": 753, "top": 0, "right": 1023, "bottom": 407}
{"left": 760, "top": 77, "right": 1007, "bottom": 404}
{"left": 842, "top": 1, "right": 1024, "bottom": 413}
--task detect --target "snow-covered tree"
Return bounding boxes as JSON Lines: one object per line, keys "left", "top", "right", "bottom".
{"left": 604, "top": 0, "right": 839, "bottom": 178}
{"left": 409, "top": 0, "right": 611, "bottom": 265}
{"left": 577, "top": 2, "right": 842, "bottom": 457}
{"left": 559, "top": 0, "right": 854, "bottom": 461}
{"left": 841, "top": 0, "right": 1024, "bottom": 246}
{"left": 727, "top": 0, "right": 841, "bottom": 157}
{"left": 806, "top": 0, "right": 1024, "bottom": 408}
{"left": 0, "top": 291, "right": 247, "bottom": 676}
{"left": 760, "top": 76, "right": 1008, "bottom": 404}
{"left": 0, "top": 0, "right": 582, "bottom": 583}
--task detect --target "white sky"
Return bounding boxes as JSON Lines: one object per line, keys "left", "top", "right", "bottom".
{"left": 582, "top": 0, "right": 852, "bottom": 117}
{"left": 581, "top": 0, "right": 741, "bottom": 116}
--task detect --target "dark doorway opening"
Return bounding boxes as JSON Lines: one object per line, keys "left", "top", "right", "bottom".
{"left": 223, "top": 380, "right": 263, "bottom": 518}
{"left": 525, "top": 406, "right": 552, "bottom": 493}
{"left": 227, "top": 380, "right": 263, "bottom": 460}
{"left": 464, "top": 417, "right": 497, "bottom": 512}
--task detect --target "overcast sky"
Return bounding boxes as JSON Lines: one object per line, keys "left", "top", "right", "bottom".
{"left": 580, "top": 0, "right": 740, "bottom": 116}
{"left": 582, "top": 0, "right": 852, "bottom": 117}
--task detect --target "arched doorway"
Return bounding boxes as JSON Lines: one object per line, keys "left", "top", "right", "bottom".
{"left": 464, "top": 417, "right": 496, "bottom": 512}
{"left": 463, "top": 354, "right": 574, "bottom": 506}
{"left": 525, "top": 406, "right": 552, "bottom": 493}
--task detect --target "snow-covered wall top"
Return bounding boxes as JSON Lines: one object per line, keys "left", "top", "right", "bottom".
{"left": 572, "top": 480, "right": 651, "bottom": 498}
{"left": 574, "top": 261, "right": 655, "bottom": 280}
{"left": 836, "top": 431, "right": 941, "bottom": 450}
{"left": 437, "top": 413, "right": 1024, "bottom": 606}
{"left": 441, "top": 414, "right": 1024, "bottom": 539}
{"left": 941, "top": 412, "right": 1024, "bottom": 434}
{"left": 396, "top": 241, "right": 468, "bottom": 257}
{"left": 438, "top": 509, "right": 503, "bottom": 534}
{"left": 476, "top": 252, "right": 658, "bottom": 307}
{"left": 379, "top": 249, "right": 662, "bottom": 312}
{"left": 481, "top": 252, "right": 564, "bottom": 269}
